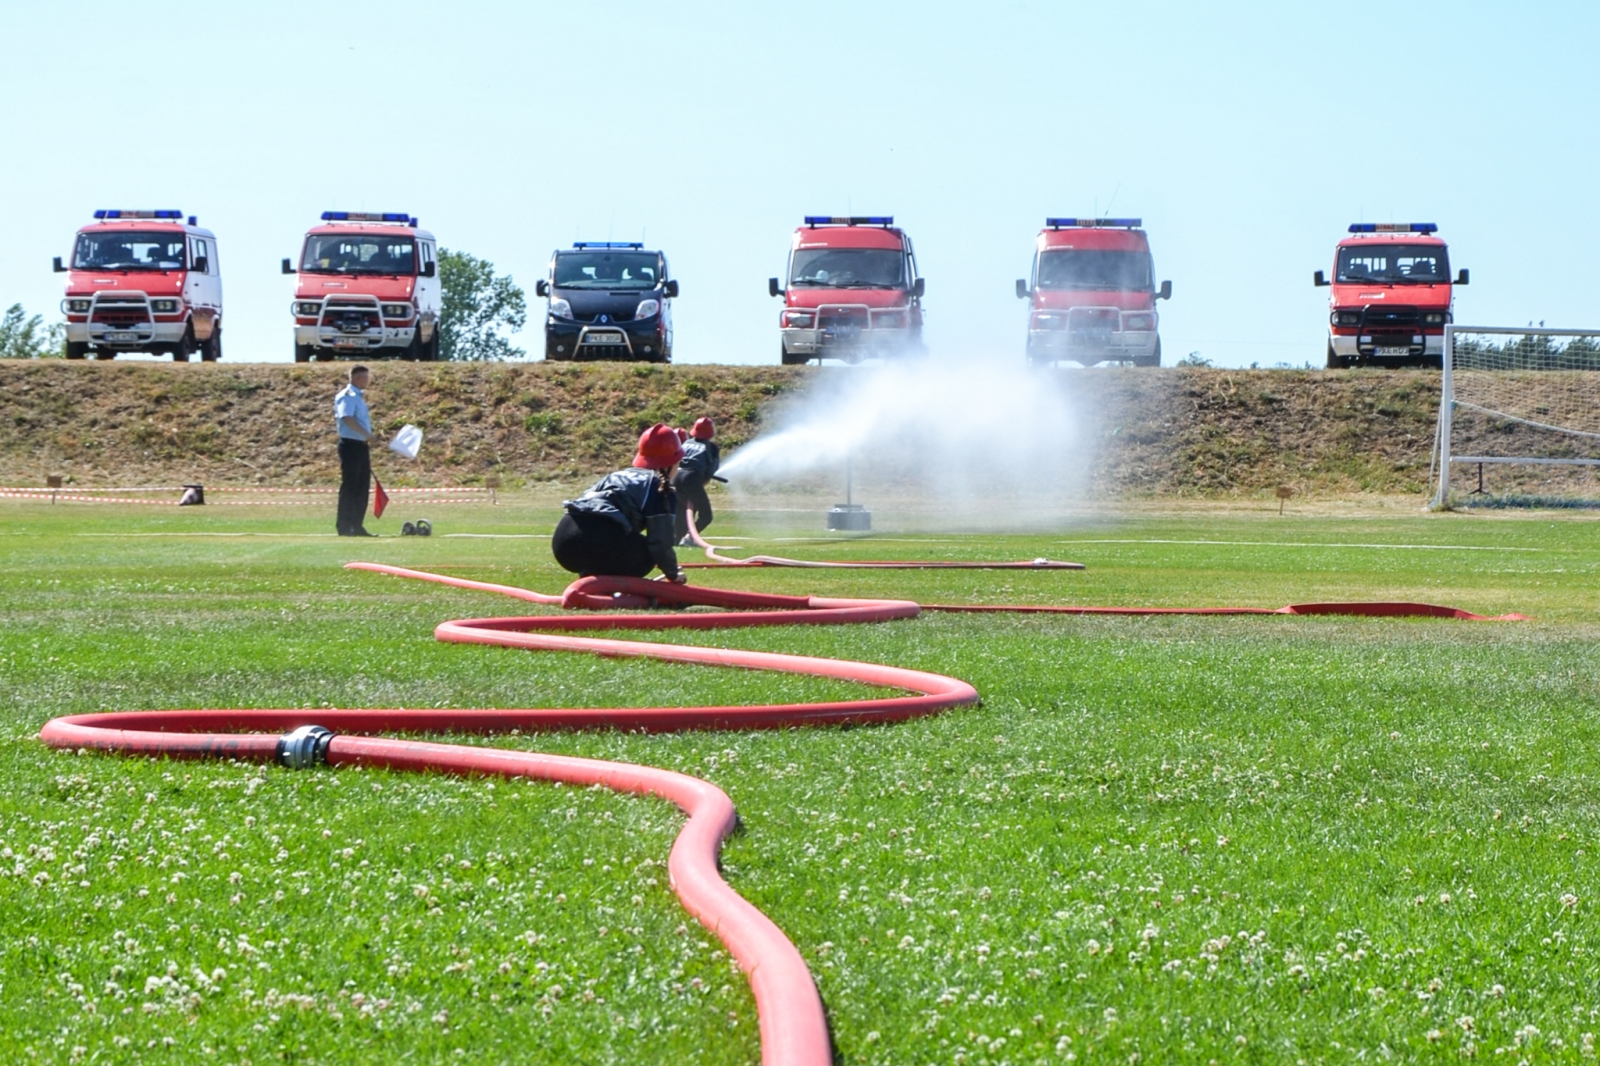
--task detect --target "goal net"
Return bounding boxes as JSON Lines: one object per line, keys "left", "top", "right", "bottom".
{"left": 1432, "top": 325, "right": 1600, "bottom": 508}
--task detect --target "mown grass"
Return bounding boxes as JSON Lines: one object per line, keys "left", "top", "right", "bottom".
{"left": 3, "top": 500, "right": 1600, "bottom": 1064}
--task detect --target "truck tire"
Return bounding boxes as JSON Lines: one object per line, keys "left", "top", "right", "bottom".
{"left": 201, "top": 326, "right": 222, "bottom": 362}
{"left": 400, "top": 332, "right": 420, "bottom": 361}
{"left": 294, "top": 343, "right": 314, "bottom": 363}
{"left": 65, "top": 342, "right": 89, "bottom": 360}
{"left": 422, "top": 331, "right": 439, "bottom": 362}
{"left": 780, "top": 342, "right": 808, "bottom": 366}
{"left": 93, "top": 349, "right": 115, "bottom": 360}
{"left": 173, "top": 324, "right": 196, "bottom": 363}
{"left": 1326, "top": 342, "right": 1348, "bottom": 370}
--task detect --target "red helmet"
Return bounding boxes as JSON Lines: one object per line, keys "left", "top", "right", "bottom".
{"left": 675, "top": 427, "right": 689, "bottom": 443}
{"left": 692, "top": 417, "right": 715, "bottom": 441}
{"left": 632, "top": 423, "right": 684, "bottom": 470}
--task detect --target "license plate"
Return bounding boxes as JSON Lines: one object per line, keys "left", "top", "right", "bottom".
{"left": 585, "top": 332, "right": 624, "bottom": 345}
{"left": 334, "top": 338, "right": 365, "bottom": 348}
{"left": 1375, "top": 346, "right": 1410, "bottom": 356}
{"left": 106, "top": 331, "right": 140, "bottom": 342}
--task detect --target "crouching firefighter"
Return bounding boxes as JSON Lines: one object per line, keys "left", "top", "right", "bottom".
{"left": 552, "top": 423, "right": 686, "bottom": 583}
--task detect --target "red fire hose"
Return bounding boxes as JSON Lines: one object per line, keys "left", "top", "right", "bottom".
{"left": 36, "top": 557, "right": 1524, "bottom": 1066}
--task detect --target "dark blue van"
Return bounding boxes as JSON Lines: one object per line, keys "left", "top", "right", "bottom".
{"left": 535, "top": 242, "right": 678, "bottom": 362}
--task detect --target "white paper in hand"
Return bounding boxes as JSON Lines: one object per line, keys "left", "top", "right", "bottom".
{"left": 389, "top": 424, "right": 423, "bottom": 460}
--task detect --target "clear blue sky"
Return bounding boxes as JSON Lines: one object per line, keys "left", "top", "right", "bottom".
{"left": 4, "top": 1, "right": 1596, "bottom": 367}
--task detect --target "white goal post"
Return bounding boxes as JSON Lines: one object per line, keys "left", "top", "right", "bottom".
{"left": 1433, "top": 325, "right": 1600, "bottom": 508}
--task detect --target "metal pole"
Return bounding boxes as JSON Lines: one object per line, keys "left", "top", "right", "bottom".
{"left": 845, "top": 454, "right": 853, "bottom": 507}
{"left": 1432, "top": 324, "right": 1454, "bottom": 509}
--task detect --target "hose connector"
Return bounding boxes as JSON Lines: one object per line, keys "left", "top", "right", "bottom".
{"left": 277, "top": 725, "right": 335, "bottom": 770}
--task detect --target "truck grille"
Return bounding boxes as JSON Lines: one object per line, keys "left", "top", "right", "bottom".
{"left": 321, "top": 301, "right": 381, "bottom": 332}
{"left": 1361, "top": 306, "right": 1420, "bottom": 329}
{"left": 90, "top": 301, "right": 151, "bottom": 326}
{"left": 819, "top": 307, "right": 870, "bottom": 332}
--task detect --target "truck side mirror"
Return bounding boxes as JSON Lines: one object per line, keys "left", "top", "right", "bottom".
{"left": 535, "top": 279, "right": 550, "bottom": 297}
{"left": 664, "top": 279, "right": 680, "bottom": 298}
{"left": 420, "top": 261, "right": 436, "bottom": 278}
{"left": 1015, "top": 279, "right": 1028, "bottom": 299}
{"left": 768, "top": 277, "right": 782, "bottom": 298}
{"left": 191, "top": 257, "right": 208, "bottom": 275}
{"left": 1456, "top": 268, "right": 1469, "bottom": 285}
{"left": 282, "top": 258, "right": 295, "bottom": 275}
{"left": 1158, "top": 280, "right": 1172, "bottom": 301}
{"left": 911, "top": 277, "right": 926, "bottom": 298}
{"left": 1313, "top": 270, "right": 1330, "bottom": 287}
{"left": 53, "top": 257, "right": 66, "bottom": 273}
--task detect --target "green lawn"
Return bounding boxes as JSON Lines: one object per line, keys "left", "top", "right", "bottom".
{"left": 3, "top": 499, "right": 1600, "bottom": 1064}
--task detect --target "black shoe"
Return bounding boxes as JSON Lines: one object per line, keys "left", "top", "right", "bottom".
{"left": 355, "top": 529, "right": 377, "bottom": 537}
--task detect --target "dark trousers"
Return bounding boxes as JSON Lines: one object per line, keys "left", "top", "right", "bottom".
{"left": 337, "top": 438, "right": 371, "bottom": 536}
{"left": 671, "top": 471, "right": 712, "bottom": 541}
{"left": 552, "top": 512, "right": 654, "bottom": 578}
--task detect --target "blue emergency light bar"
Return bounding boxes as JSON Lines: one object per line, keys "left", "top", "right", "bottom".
{"left": 321, "top": 211, "right": 418, "bottom": 225}
{"left": 804, "top": 216, "right": 894, "bottom": 227}
{"left": 1348, "top": 223, "right": 1437, "bottom": 234}
{"left": 94, "top": 210, "right": 183, "bottom": 220}
{"left": 572, "top": 242, "right": 644, "bottom": 249}
{"left": 1046, "top": 217, "right": 1142, "bottom": 229}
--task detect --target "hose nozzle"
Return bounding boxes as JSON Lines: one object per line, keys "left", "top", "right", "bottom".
{"left": 277, "top": 725, "right": 335, "bottom": 769}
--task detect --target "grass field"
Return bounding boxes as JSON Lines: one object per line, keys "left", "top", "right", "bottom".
{"left": 3, "top": 498, "right": 1600, "bottom": 1064}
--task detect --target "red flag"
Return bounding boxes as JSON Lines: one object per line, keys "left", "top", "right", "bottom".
{"left": 372, "top": 476, "right": 389, "bottom": 519}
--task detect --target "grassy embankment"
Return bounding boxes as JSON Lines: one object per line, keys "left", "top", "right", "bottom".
{"left": 2, "top": 501, "right": 1599, "bottom": 1063}
{"left": 0, "top": 361, "right": 1452, "bottom": 499}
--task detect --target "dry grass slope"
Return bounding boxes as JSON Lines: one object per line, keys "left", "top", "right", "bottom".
{"left": 0, "top": 362, "right": 1463, "bottom": 497}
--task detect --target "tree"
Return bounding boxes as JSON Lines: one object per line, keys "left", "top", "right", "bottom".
{"left": 438, "top": 249, "right": 526, "bottom": 361}
{"left": 0, "top": 304, "right": 65, "bottom": 359}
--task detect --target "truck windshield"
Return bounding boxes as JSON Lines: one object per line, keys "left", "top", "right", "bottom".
{"left": 73, "top": 232, "right": 187, "bottom": 272}
{"left": 789, "top": 248, "right": 906, "bottom": 288}
{"left": 301, "top": 235, "right": 416, "bottom": 275}
{"left": 1336, "top": 245, "right": 1450, "bottom": 284}
{"left": 554, "top": 252, "right": 660, "bottom": 289}
{"left": 1035, "top": 249, "right": 1152, "bottom": 291}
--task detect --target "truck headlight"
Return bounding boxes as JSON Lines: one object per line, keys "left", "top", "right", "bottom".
{"left": 1423, "top": 311, "right": 1447, "bottom": 326}
{"left": 1031, "top": 313, "right": 1062, "bottom": 330}
{"left": 873, "top": 310, "right": 908, "bottom": 329}
{"left": 1121, "top": 313, "right": 1154, "bottom": 331}
{"left": 633, "top": 299, "right": 660, "bottom": 320}
{"left": 63, "top": 298, "right": 91, "bottom": 313}
{"left": 151, "top": 299, "right": 179, "bottom": 313}
{"left": 1331, "top": 310, "right": 1361, "bottom": 326}
{"left": 380, "top": 303, "right": 412, "bottom": 319}
{"left": 293, "top": 301, "right": 321, "bottom": 316}
{"left": 782, "top": 310, "right": 815, "bottom": 328}
{"left": 548, "top": 298, "right": 573, "bottom": 319}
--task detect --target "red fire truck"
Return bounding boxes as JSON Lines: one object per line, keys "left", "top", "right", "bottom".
{"left": 54, "top": 210, "right": 223, "bottom": 361}
{"left": 1315, "top": 223, "right": 1468, "bottom": 369}
{"left": 1016, "top": 218, "right": 1170, "bottom": 367}
{"left": 769, "top": 216, "right": 924, "bottom": 364}
{"left": 284, "top": 212, "right": 440, "bottom": 362}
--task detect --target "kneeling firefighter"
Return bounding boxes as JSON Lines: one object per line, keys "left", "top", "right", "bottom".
{"left": 673, "top": 416, "right": 721, "bottom": 543}
{"left": 553, "top": 423, "right": 686, "bottom": 582}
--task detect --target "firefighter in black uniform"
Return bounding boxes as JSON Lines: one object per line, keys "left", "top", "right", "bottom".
{"left": 552, "top": 423, "right": 686, "bottom": 582}
{"left": 673, "top": 417, "right": 721, "bottom": 543}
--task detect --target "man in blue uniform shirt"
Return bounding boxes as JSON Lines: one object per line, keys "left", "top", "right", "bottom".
{"left": 334, "top": 365, "right": 378, "bottom": 537}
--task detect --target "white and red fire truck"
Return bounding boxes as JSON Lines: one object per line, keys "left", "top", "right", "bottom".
{"left": 1315, "top": 223, "right": 1468, "bottom": 369}
{"left": 54, "top": 210, "right": 223, "bottom": 361}
{"left": 284, "top": 212, "right": 441, "bottom": 362}
{"left": 1016, "top": 218, "right": 1170, "bottom": 367}
{"left": 769, "top": 216, "right": 924, "bottom": 364}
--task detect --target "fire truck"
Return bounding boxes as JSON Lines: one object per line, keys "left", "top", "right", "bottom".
{"left": 769, "top": 216, "right": 924, "bottom": 364}
{"left": 283, "top": 212, "right": 440, "bottom": 362}
{"left": 535, "top": 242, "right": 677, "bottom": 362}
{"left": 1015, "top": 218, "right": 1170, "bottom": 367}
{"left": 54, "top": 210, "right": 223, "bottom": 361}
{"left": 1315, "top": 223, "right": 1468, "bottom": 369}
